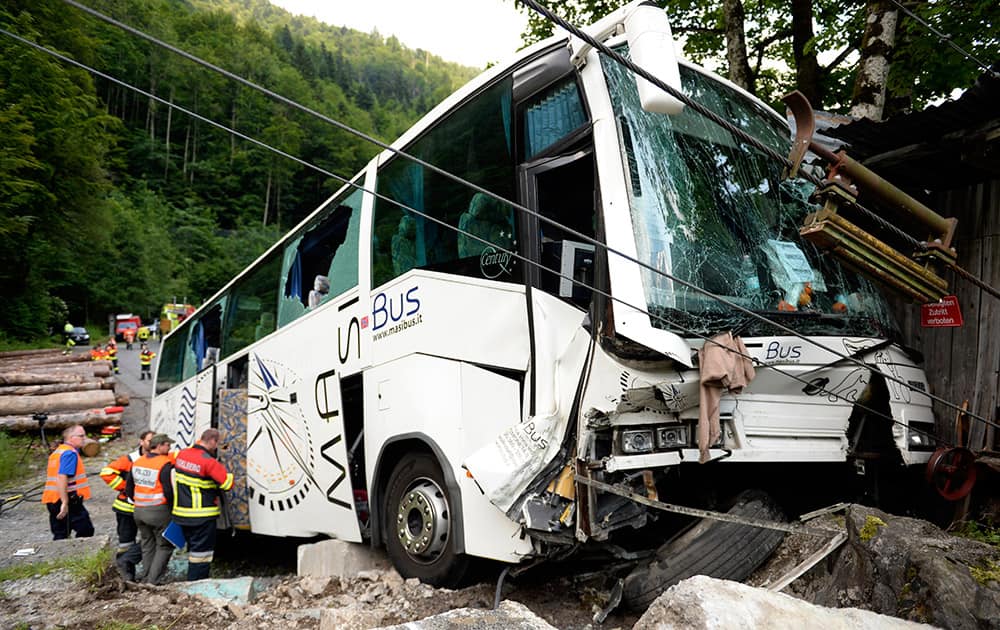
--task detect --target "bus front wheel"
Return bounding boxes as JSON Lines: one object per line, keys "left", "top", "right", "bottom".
{"left": 383, "top": 453, "right": 470, "bottom": 587}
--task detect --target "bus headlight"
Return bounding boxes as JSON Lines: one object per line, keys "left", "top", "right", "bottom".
{"left": 621, "top": 429, "right": 654, "bottom": 454}
{"left": 656, "top": 426, "right": 688, "bottom": 449}
{"left": 907, "top": 422, "right": 935, "bottom": 450}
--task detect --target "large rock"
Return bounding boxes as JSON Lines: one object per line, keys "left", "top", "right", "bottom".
{"left": 375, "top": 600, "right": 557, "bottom": 629}
{"left": 634, "top": 575, "right": 929, "bottom": 629}
{"left": 810, "top": 505, "right": 1000, "bottom": 629}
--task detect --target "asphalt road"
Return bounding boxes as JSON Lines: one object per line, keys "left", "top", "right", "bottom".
{"left": 73, "top": 338, "right": 160, "bottom": 438}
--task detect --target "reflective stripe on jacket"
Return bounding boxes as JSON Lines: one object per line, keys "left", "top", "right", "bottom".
{"left": 42, "top": 444, "right": 91, "bottom": 503}
{"left": 131, "top": 454, "right": 173, "bottom": 507}
{"left": 171, "top": 445, "right": 233, "bottom": 522}
{"left": 99, "top": 450, "right": 140, "bottom": 514}
{"left": 140, "top": 350, "right": 155, "bottom": 366}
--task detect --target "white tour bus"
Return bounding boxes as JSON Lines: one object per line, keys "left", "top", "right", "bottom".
{"left": 150, "top": 1, "right": 937, "bottom": 605}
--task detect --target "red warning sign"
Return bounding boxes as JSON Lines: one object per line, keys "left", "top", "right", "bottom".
{"left": 921, "top": 295, "right": 963, "bottom": 328}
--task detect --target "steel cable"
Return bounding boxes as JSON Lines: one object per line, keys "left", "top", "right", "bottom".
{"left": 26, "top": 4, "right": 1000, "bottom": 433}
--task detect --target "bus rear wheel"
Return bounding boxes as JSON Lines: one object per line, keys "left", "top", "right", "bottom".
{"left": 384, "top": 453, "right": 470, "bottom": 587}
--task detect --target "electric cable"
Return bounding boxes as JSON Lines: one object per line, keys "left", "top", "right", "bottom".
{"left": 517, "top": 0, "right": 1000, "bottom": 303}
{"left": 886, "top": 0, "right": 1000, "bottom": 80}
{"left": 10, "top": 8, "right": 996, "bottom": 433}
{"left": 47, "top": 1, "right": 996, "bottom": 433}
{"left": 0, "top": 26, "right": 955, "bottom": 448}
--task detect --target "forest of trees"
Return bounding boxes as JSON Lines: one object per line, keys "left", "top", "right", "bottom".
{"left": 0, "top": 0, "right": 996, "bottom": 343}
{"left": 518, "top": 0, "right": 998, "bottom": 119}
{"left": 0, "top": 0, "right": 475, "bottom": 340}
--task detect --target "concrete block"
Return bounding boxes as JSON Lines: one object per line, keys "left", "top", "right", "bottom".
{"left": 296, "top": 539, "right": 390, "bottom": 578}
{"left": 171, "top": 575, "right": 261, "bottom": 606}
{"left": 375, "top": 600, "right": 557, "bottom": 629}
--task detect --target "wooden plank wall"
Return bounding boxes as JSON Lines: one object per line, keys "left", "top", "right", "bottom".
{"left": 890, "top": 178, "right": 1000, "bottom": 451}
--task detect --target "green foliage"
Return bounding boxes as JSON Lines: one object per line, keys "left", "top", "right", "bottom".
{"left": 0, "top": 547, "right": 113, "bottom": 584}
{"left": 516, "top": 0, "right": 999, "bottom": 112}
{"left": 954, "top": 521, "right": 1000, "bottom": 547}
{"left": 0, "top": 433, "right": 25, "bottom": 486}
{"left": 0, "top": 0, "right": 469, "bottom": 340}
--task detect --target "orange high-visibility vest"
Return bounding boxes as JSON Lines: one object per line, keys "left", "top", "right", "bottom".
{"left": 131, "top": 454, "right": 173, "bottom": 507}
{"left": 42, "top": 444, "right": 91, "bottom": 503}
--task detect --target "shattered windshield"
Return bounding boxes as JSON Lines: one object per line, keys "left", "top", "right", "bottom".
{"left": 601, "top": 50, "right": 896, "bottom": 339}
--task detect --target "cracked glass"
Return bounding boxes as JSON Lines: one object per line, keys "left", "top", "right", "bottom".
{"left": 601, "top": 49, "right": 896, "bottom": 339}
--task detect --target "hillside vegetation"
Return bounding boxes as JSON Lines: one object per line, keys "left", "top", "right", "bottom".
{"left": 0, "top": 0, "right": 476, "bottom": 340}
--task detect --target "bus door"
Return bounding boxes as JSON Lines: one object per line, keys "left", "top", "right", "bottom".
{"left": 518, "top": 149, "right": 597, "bottom": 310}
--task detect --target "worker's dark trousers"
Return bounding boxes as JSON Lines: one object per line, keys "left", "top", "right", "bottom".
{"left": 180, "top": 519, "right": 217, "bottom": 581}
{"left": 114, "top": 510, "right": 142, "bottom": 581}
{"left": 46, "top": 499, "right": 95, "bottom": 540}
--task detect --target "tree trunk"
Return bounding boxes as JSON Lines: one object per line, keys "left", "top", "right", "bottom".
{"left": 264, "top": 172, "right": 272, "bottom": 226}
{"left": 791, "top": 0, "right": 822, "bottom": 107}
{"left": 722, "top": 0, "right": 755, "bottom": 94}
{"left": 850, "top": 0, "right": 898, "bottom": 121}
{"left": 0, "top": 411, "right": 123, "bottom": 433}
{"left": 0, "top": 349, "right": 65, "bottom": 360}
{"left": 0, "top": 390, "right": 117, "bottom": 416}
{"left": 0, "top": 369, "right": 111, "bottom": 386}
{"left": 0, "top": 381, "right": 112, "bottom": 396}
{"left": 164, "top": 87, "right": 174, "bottom": 180}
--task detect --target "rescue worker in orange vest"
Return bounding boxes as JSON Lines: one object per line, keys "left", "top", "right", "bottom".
{"left": 41, "top": 425, "right": 95, "bottom": 540}
{"left": 139, "top": 344, "right": 156, "bottom": 380}
{"left": 106, "top": 338, "right": 119, "bottom": 374}
{"left": 99, "top": 430, "right": 154, "bottom": 581}
{"left": 129, "top": 433, "right": 176, "bottom": 585}
{"left": 171, "top": 428, "right": 233, "bottom": 581}
{"left": 89, "top": 344, "right": 105, "bottom": 361}
{"left": 123, "top": 327, "right": 136, "bottom": 350}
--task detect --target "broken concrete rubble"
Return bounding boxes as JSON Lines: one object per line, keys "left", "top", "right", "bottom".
{"left": 633, "top": 575, "right": 931, "bottom": 629}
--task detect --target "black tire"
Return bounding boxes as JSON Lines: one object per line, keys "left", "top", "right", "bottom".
{"left": 622, "top": 489, "right": 787, "bottom": 610}
{"left": 383, "top": 452, "right": 470, "bottom": 588}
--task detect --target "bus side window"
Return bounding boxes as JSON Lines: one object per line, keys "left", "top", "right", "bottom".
{"left": 223, "top": 253, "right": 281, "bottom": 357}
{"left": 372, "top": 76, "right": 517, "bottom": 288}
{"left": 279, "top": 184, "right": 363, "bottom": 326}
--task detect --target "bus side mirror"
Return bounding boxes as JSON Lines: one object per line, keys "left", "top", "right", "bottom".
{"left": 624, "top": 2, "right": 684, "bottom": 115}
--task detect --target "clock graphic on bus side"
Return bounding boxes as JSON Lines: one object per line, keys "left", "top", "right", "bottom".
{"left": 246, "top": 353, "right": 317, "bottom": 512}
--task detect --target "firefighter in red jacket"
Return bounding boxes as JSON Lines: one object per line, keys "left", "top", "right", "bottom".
{"left": 139, "top": 344, "right": 156, "bottom": 380}
{"left": 99, "top": 430, "right": 153, "bottom": 581}
{"left": 41, "top": 425, "right": 95, "bottom": 539}
{"left": 171, "top": 428, "right": 233, "bottom": 580}
{"left": 106, "top": 338, "right": 119, "bottom": 374}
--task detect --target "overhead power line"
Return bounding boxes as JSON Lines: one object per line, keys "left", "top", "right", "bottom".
{"left": 0, "top": 27, "right": 956, "bottom": 446}
{"left": 39, "top": 1, "right": 1000, "bottom": 434}
{"left": 887, "top": 0, "right": 1000, "bottom": 80}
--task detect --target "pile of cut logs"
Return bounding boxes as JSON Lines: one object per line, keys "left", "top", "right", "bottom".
{"left": 0, "top": 348, "right": 128, "bottom": 433}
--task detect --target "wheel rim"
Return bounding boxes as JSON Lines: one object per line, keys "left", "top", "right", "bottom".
{"left": 395, "top": 476, "right": 450, "bottom": 563}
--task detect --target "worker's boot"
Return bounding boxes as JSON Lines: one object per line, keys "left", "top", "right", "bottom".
{"left": 116, "top": 542, "right": 141, "bottom": 581}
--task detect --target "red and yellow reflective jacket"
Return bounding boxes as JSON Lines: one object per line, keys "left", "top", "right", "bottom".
{"left": 42, "top": 444, "right": 91, "bottom": 503}
{"left": 100, "top": 450, "right": 140, "bottom": 513}
{"left": 171, "top": 444, "right": 233, "bottom": 523}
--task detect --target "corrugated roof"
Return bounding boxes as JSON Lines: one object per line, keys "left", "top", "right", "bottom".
{"left": 825, "top": 65, "right": 1000, "bottom": 191}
